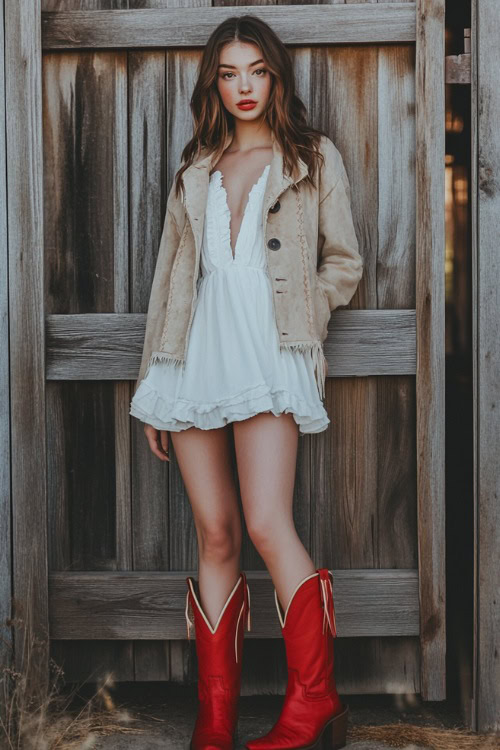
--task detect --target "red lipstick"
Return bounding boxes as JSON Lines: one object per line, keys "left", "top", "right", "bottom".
{"left": 237, "top": 99, "right": 257, "bottom": 110}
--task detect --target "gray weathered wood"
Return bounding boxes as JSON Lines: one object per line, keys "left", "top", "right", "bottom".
{"left": 43, "top": 0, "right": 134, "bottom": 682}
{"left": 375, "top": 35, "right": 419, "bottom": 697}
{"left": 376, "top": 34, "right": 417, "bottom": 571}
{"left": 5, "top": 0, "right": 49, "bottom": 695}
{"left": 472, "top": 0, "right": 500, "bottom": 733}
{"left": 48, "top": 569, "right": 419, "bottom": 639}
{"left": 36, "top": 0, "right": 449, "bottom": 701}
{"left": 308, "top": 32, "right": 420, "bottom": 697}
{"left": 46, "top": 310, "right": 417, "bottom": 378}
{"left": 415, "top": 0, "right": 446, "bottom": 701}
{"left": 0, "top": 0, "right": 12, "bottom": 681}
{"left": 42, "top": 4, "right": 417, "bottom": 49}
{"left": 128, "top": 42, "right": 171, "bottom": 684}
{"left": 44, "top": 50, "right": 130, "bottom": 573}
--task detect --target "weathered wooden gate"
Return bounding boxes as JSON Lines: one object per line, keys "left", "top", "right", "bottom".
{"left": 2, "top": 0, "right": 447, "bottom": 701}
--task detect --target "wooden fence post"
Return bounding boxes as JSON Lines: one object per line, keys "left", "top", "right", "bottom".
{"left": 5, "top": 0, "right": 49, "bottom": 701}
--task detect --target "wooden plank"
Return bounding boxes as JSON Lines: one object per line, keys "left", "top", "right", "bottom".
{"left": 310, "top": 39, "right": 407, "bottom": 697}
{"left": 471, "top": 1, "right": 478, "bottom": 731}
{"left": 48, "top": 569, "right": 420, "bottom": 639}
{"left": 415, "top": 0, "right": 446, "bottom": 701}
{"left": 162, "top": 45, "right": 205, "bottom": 686}
{"left": 42, "top": 8, "right": 134, "bottom": 680}
{"left": 5, "top": 0, "right": 49, "bottom": 696}
{"left": 375, "top": 36, "right": 419, "bottom": 695}
{"left": 44, "top": 52, "right": 128, "bottom": 573}
{"left": 41, "top": 4, "right": 417, "bottom": 50}
{"left": 51, "top": 640, "right": 135, "bottom": 684}
{"left": 128, "top": 44, "right": 170, "bottom": 684}
{"left": 45, "top": 309, "right": 417, "bottom": 378}
{"left": 377, "top": 41, "right": 417, "bottom": 572}
{"left": 334, "top": 637, "right": 420, "bottom": 695}
{"left": 110, "top": 57, "right": 132, "bottom": 574}
{"left": 473, "top": 0, "right": 500, "bottom": 733}
{"left": 309, "top": 40, "right": 378, "bottom": 574}
{"left": 371, "top": 0, "right": 420, "bottom": 698}
{"left": 0, "top": 0, "right": 12, "bottom": 679}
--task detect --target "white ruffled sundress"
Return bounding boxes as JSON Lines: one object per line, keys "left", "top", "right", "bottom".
{"left": 129, "top": 163, "right": 330, "bottom": 435}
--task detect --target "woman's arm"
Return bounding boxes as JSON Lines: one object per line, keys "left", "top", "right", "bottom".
{"left": 316, "top": 138, "right": 364, "bottom": 311}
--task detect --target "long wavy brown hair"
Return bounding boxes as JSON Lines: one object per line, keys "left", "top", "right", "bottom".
{"left": 173, "top": 14, "right": 329, "bottom": 199}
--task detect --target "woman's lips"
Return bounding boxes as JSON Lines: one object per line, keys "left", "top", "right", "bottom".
{"left": 237, "top": 101, "right": 257, "bottom": 110}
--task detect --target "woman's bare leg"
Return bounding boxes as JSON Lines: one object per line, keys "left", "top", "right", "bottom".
{"left": 170, "top": 425, "right": 242, "bottom": 628}
{"left": 232, "top": 412, "right": 316, "bottom": 613}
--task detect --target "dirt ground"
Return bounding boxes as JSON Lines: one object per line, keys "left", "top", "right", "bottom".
{"left": 70, "top": 682, "right": 472, "bottom": 749}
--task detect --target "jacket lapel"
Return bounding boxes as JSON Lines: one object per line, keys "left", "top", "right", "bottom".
{"left": 180, "top": 129, "right": 309, "bottom": 257}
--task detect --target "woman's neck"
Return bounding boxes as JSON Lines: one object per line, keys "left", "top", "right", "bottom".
{"left": 227, "top": 121, "right": 273, "bottom": 155}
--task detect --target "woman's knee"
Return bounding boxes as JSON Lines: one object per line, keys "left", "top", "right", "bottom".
{"left": 245, "top": 514, "right": 293, "bottom": 555}
{"left": 196, "top": 515, "right": 242, "bottom": 562}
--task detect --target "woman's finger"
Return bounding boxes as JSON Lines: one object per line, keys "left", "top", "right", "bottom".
{"left": 144, "top": 424, "right": 170, "bottom": 462}
{"left": 160, "top": 430, "right": 170, "bottom": 457}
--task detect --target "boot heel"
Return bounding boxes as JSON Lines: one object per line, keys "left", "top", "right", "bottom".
{"left": 318, "top": 703, "right": 349, "bottom": 750}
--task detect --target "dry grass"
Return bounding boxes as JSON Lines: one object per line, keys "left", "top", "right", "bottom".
{"left": 1, "top": 591, "right": 498, "bottom": 750}
{"left": 0, "top": 597, "right": 154, "bottom": 750}
{"left": 348, "top": 723, "right": 500, "bottom": 749}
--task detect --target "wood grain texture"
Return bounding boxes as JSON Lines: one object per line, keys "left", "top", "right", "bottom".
{"left": 471, "top": 0, "right": 478, "bottom": 731}
{"left": 44, "top": 53, "right": 127, "bottom": 572}
{"left": 43, "top": 0, "right": 133, "bottom": 682}
{"left": 415, "top": 0, "right": 446, "bottom": 701}
{"left": 128, "top": 44, "right": 171, "bottom": 684}
{"left": 5, "top": 0, "right": 49, "bottom": 695}
{"left": 375, "top": 2, "right": 420, "bottom": 695}
{"left": 162, "top": 41, "right": 209, "bottom": 687}
{"left": 304, "top": 40, "right": 378, "bottom": 579}
{"left": 0, "top": 0, "right": 12, "bottom": 678}
{"left": 48, "top": 569, "right": 419, "bottom": 638}
{"left": 37, "top": 0, "right": 449, "bottom": 700}
{"left": 376, "top": 40, "right": 417, "bottom": 576}
{"left": 45, "top": 310, "right": 417, "bottom": 378}
{"left": 41, "top": 4, "right": 417, "bottom": 49}
{"left": 306, "top": 32, "right": 420, "bottom": 697}
{"left": 473, "top": 0, "right": 500, "bottom": 732}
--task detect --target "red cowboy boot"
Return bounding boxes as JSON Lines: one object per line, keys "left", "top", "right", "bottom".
{"left": 185, "top": 571, "right": 251, "bottom": 750}
{"left": 245, "top": 569, "right": 348, "bottom": 750}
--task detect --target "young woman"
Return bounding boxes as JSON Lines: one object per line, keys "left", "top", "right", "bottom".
{"left": 129, "top": 14, "right": 363, "bottom": 750}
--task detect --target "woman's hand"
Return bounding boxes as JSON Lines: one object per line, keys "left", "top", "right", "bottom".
{"left": 144, "top": 423, "right": 171, "bottom": 462}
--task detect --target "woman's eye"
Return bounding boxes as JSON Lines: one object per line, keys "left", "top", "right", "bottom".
{"left": 221, "top": 69, "right": 266, "bottom": 80}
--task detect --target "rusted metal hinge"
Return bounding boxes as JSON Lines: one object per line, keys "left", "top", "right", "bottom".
{"left": 445, "top": 28, "right": 471, "bottom": 84}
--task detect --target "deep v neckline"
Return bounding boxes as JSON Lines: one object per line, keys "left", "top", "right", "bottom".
{"left": 211, "top": 164, "right": 270, "bottom": 259}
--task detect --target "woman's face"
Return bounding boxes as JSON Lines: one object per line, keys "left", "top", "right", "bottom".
{"left": 216, "top": 41, "right": 272, "bottom": 122}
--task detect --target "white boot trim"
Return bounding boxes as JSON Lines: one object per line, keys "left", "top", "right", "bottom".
{"left": 274, "top": 572, "right": 319, "bottom": 628}
{"left": 185, "top": 574, "right": 243, "bottom": 636}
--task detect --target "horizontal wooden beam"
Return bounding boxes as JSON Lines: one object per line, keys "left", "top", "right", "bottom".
{"left": 45, "top": 309, "right": 416, "bottom": 380}
{"left": 49, "top": 569, "right": 420, "bottom": 640}
{"left": 42, "top": 4, "right": 416, "bottom": 50}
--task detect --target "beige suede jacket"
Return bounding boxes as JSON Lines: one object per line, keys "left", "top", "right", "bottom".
{"left": 133, "top": 130, "right": 363, "bottom": 401}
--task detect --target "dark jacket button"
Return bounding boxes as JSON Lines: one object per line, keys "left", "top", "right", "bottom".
{"left": 267, "top": 238, "right": 281, "bottom": 250}
{"left": 269, "top": 200, "right": 281, "bottom": 213}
